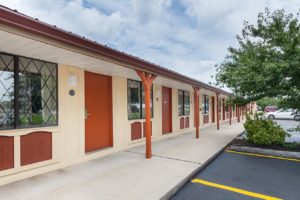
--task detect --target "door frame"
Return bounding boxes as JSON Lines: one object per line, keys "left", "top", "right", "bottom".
{"left": 222, "top": 99, "right": 225, "bottom": 120}
{"left": 162, "top": 86, "right": 172, "bottom": 134}
{"left": 211, "top": 96, "right": 215, "bottom": 123}
{"left": 84, "top": 71, "right": 113, "bottom": 153}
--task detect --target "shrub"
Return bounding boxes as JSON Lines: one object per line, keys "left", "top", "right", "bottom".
{"left": 256, "top": 111, "right": 264, "bottom": 116}
{"left": 244, "top": 114, "right": 289, "bottom": 146}
{"left": 282, "top": 142, "right": 300, "bottom": 149}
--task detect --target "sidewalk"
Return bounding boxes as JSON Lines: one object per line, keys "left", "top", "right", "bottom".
{"left": 0, "top": 121, "right": 244, "bottom": 200}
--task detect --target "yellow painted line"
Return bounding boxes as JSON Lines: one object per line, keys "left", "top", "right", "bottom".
{"left": 225, "top": 149, "right": 300, "bottom": 162}
{"left": 192, "top": 179, "right": 282, "bottom": 200}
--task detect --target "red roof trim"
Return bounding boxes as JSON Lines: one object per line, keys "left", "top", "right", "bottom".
{"left": 0, "top": 5, "right": 231, "bottom": 95}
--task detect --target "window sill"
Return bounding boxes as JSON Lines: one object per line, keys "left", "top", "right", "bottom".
{"left": 0, "top": 126, "right": 61, "bottom": 136}
{"left": 128, "top": 118, "right": 153, "bottom": 122}
{"left": 128, "top": 137, "right": 146, "bottom": 145}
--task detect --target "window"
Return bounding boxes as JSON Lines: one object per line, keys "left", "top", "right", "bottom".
{"left": 0, "top": 54, "right": 14, "bottom": 129}
{"left": 178, "top": 90, "right": 184, "bottom": 116}
{"left": 178, "top": 90, "right": 190, "bottom": 116}
{"left": 280, "top": 109, "right": 294, "bottom": 112}
{"left": 184, "top": 91, "right": 190, "bottom": 115}
{"left": 127, "top": 79, "right": 153, "bottom": 120}
{"left": 225, "top": 101, "right": 229, "bottom": 112}
{"left": 0, "top": 52, "right": 58, "bottom": 130}
{"left": 218, "top": 99, "right": 222, "bottom": 113}
{"left": 202, "top": 94, "right": 209, "bottom": 114}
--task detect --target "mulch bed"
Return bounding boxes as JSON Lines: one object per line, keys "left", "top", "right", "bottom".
{"left": 229, "top": 138, "right": 300, "bottom": 152}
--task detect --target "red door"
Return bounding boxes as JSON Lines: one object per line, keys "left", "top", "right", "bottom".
{"left": 162, "top": 87, "right": 172, "bottom": 134}
{"left": 211, "top": 96, "right": 215, "bottom": 123}
{"left": 85, "top": 71, "right": 113, "bottom": 153}
{"left": 222, "top": 99, "right": 225, "bottom": 120}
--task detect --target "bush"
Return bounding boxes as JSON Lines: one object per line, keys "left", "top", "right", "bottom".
{"left": 244, "top": 114, "right": 289, "bottom": 146}
{"left": 282, "top": 142, "right": 300, "bottom": 149}
{"left": 256, "top": 111, "right": 264, "bottom": 116}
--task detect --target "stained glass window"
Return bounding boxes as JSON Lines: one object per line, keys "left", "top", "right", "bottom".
{"left": 18, "top": 57, "right": 57, "bottom": 127}
{"left": 0, "top": 52, "right": 58, "bottom": 130}
{"left": 0, "top": 54, "right": 14, "bottom": 129}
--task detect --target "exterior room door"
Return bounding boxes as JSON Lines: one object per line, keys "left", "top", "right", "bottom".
{"left": 222, "top": 99, "right": 225, "bottom": 120}
{"left": 85, "top": 71, "right": 113, "bottom": 153}
{"left": 162, "top": 87, "right": 172, "bottom": 134}
{"left": 211, "top": 96, "right": 215, "bottom": 123}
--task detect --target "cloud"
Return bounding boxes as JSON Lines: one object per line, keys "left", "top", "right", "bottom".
{"left": 0, "top": 0, "right": 125, "bottom": 41}
{"left": 0, "top": 0, "right": 299, "bottom": 92}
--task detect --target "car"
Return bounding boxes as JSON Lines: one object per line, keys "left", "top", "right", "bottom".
{"left": 294, "top": 110, "right": 300, "bottom": 121}
{"left": 264, "top": 106, "right": 278, "bottom": 112}
{"left": 263, "top": 108, "right": 297, "bottom": 120}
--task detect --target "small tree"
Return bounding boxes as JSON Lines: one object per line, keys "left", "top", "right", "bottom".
{"left": 215, "top": 8, "right": 300, "bottom": 109}
{"left": 257, "top": 97, "right": 279, "bottom": 111}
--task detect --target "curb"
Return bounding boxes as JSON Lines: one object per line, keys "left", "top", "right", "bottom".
{"left": 227, "top": 146, "right": 300, "bottom": 159}
{"left": 160, "top": 134, "right": 240, "bottom": 200}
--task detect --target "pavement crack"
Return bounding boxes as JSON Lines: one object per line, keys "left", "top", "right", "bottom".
{"left": 124, "top": 150, "right": 202, "bottom": 165}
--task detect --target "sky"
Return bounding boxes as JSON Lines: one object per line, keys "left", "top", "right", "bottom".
{"left": 0, "top": 0, "right": 299, "bottom": 89}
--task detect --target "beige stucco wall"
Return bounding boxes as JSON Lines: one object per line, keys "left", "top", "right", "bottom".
{"left": 0, "top": 24, "right": 238, "bottom": 186}
{"left": 197, "top": 89, "right": 238, "bottom": 129}
{"left": 0, "top": 64, "right": 85, "bottom": 185}
{"left": 0, "top": 63, "right": 234, "bottom": 186}
{"left": 122, "top": 82, "right": 196, "bottom": 147}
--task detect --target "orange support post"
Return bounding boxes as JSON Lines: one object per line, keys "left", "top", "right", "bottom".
{"left": 216, "top": 92, "right": 220, "bottom": 130}
{"left": 229, "top": 105, "right": 232, "bottom": 125}
{"left": 136, "top": 70, "right": 156, "bottom": 159}
{"left": 193, "top": 86, "right": 200, "bottom": 138}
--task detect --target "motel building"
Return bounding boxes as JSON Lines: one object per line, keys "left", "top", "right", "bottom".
{"left": 0, "top": 6, "right": 245, "bottom": 186}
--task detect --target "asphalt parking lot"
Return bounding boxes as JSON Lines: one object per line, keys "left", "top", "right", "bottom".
{"left": 171, "top": 150, "right": 300, "bottom": 200}
{"left": 275, "top": 120, "right": 300, "bottom": 143}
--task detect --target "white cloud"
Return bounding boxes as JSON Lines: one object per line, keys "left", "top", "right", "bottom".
{"left": 0, "top": 0, "right": 299, "bottom": 91}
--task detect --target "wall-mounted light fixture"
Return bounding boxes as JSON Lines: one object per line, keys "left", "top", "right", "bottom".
{"left": 68, "top": 74, "right": 78, "bottom": 87}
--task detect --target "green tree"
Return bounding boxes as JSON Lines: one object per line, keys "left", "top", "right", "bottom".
{"left": 215, "top": 8, "right": 300, "bottom": 109}
{"left": 256, "top": 97, "right": 279, "bottom": 111}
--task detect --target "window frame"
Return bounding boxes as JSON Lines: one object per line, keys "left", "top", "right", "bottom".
{"left": 225, "top": 101, "right": 229, "bottom": 112}
{"left": 178, "top": 89, "right": 190, "bottom": 116}
{"left": 0, "top": 52, "right": 58, "bottom": 130}
{"left": 202, "top": 94, "right": 209, "bottom": 114}
{"left": 218, "top": 99, "right": 222, "bottom": 113}
{"left": 127, "top": 79, "right": 153, "bottom": 120}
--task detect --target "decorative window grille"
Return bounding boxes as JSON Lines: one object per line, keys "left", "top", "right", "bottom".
{"left": 0, "top": 52, "right": 58, "bottom": 130}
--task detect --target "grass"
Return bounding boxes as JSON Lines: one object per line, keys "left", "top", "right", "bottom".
{"left": 19, "top": 114, "right": 44, "bottom": 125}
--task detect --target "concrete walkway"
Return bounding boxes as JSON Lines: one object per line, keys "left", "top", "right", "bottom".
{"left": 0, "top": 121, "right": 244, "bottom": 200}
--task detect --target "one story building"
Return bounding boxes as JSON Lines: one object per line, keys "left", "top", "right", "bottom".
{"left": 0, "top": 6, "right": 245, "bottom": 186}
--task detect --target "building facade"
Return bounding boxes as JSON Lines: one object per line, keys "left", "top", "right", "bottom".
{"left": 0, "top": 6, "right": 244, "bottom": 186}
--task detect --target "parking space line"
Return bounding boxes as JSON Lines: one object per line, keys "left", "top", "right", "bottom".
{"left": 225, "top": 150, "right": 300, "bottom": 162}
{"left": 191, "top": 179, "right": 282, "bottom": 200}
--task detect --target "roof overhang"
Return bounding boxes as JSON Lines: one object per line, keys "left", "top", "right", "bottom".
{"left": 0, "top": 27, "right": 194, "bottom": 91}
